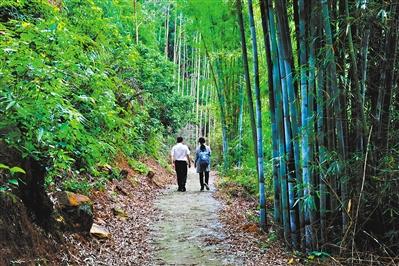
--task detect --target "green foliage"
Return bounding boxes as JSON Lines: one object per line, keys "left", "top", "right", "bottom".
{"left": 0, "top": 0, "right": 192, "bottom": 190}
{"left": 181, "top": 0, "right": 239, "bottom": 53}
{"left": 128, "top": 159, "right": 149, "bottom": 175}
{"left": 224, "top": 167, "right": 258, "bottom": 195}
{"left": 62, "top": 178, "right": 92, "bottom": 195}
{"left": 0, "top": 163, "right": 25, "bottom": 191}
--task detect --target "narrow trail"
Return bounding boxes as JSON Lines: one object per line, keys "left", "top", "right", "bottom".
{"left": 55, "top": 162, "right": 287, "bottom": 265}
{"left": 151, "top": 168, "right": 236, "bottom": 265}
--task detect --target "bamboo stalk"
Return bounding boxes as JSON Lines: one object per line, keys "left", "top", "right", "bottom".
{"left": 182, "top": 36, "right": 186, "bottom": 96}
{"left": 235, "top": 0, "right": 259, "bottom": 169}
{"left": 248, "top": 0, "right": 267, "bottom": 228}
{"left": 202, "top": 39, "right": 229, "bottom": 171}
{"left": 307, "top": 0, "right": 317, "bottom": 248}
{"left": 298, "top": 0, "right": 314, "bottom": 249}
{"left": 165, "top": 4, "right": 170, "bottom": 58}
{"left": 133, "top": 0, "right": 139, "bottom": 44}
{"left": 320, "top": 0, "right": 348, "bottom": 236}
{"left": 195, "top": 51, "right": 202, "bottom": 142}
{"left": 276, "top": 0, "right": 303, "bottom": 247}
{"left": 316, "top": 41, "right": 327, "bottom": 245}
{"left": 173, "top": 10, "right": 178, "bottom": 65}
{"left": 344, "top": 0, "right": 367, "bottom": 151}
{"left": 237, "top": 79, "right": 244, "bottom": 168}
{"left": 259, "top": 0, "right": 281, "bottom": 226}
{"left": 266, "top": 0, "right": 290, "bottom": 243}
{"left": 177, "top": 14, "right": 182, "bottom": 94}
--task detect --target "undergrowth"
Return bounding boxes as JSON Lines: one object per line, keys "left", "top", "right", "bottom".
{"left": 0, "top": 0, "right": 192, "bottom": 192}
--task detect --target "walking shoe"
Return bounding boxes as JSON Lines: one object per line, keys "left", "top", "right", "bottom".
{"left": 204, "top": 183, "right": 210, "bottom": 190}
{"left": 181, "top": 187, "right": 186, "bottom": 192}
{"left": 200, "top": 186, "right": 204, "bottom": 191}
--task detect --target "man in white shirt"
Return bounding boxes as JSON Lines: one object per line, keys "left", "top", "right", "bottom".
{"left": 171, "top": 137, "right": 191, "bottom": 192}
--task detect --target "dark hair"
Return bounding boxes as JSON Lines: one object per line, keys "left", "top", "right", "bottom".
{"left": 198, "top": 137, "right": 206, "bottom": 151}
{"left": 177, "top": 137, "right": 183, "bottom": 143}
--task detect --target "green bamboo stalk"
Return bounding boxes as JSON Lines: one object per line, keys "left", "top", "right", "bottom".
{"left": 266, "top": 0, "right": 290, "bottom": 242}
{"left": 316, "top": 48, "right": 327, "bottom": 245}
{"left": 259, "top": 0, "right": 281, "bottom": 227}
{"left": 235, "top": 0, "right": 259, "bottom": 169}
{"left": 237, "top": 79, "right": 244, "bottom": 168}
{"left": 164, "top": 4, "right": 170, "bottom": 58}
{"left": 307, "top": 0, "right": 317, "bottom": 248}
{"left": 298, "top": 0, "right": 314, "bottom": 249}
{"left": 344, "top": 0, "right": 367, "bottom": 151}
{"left": 375, "top": 3, "right": 399, "bottom": 150}
{"left": 276, "top": 0, "right": 304, "bottom": 248}
{"left": 202, "top": 40, "right": 229, "bottom": 171}
{"left": 177, "top": 14, "right": 182, "bottom": 94}
{"left": 182, "top": 36, "right": 187, "bottom": 96}
{"left": 360, "top": 26, "right": 370, "bottom": 106}
{"left": 248, "top": 0, "right": 267, "bottom": 229}
{"left": 320, "top": 0, "right": 348, "bottom": 234}
{"left": 173, "top": 10, "right": 178, "bottom": 65}
{"left": 195, "top": 51, "right": 202, "bottom": 142}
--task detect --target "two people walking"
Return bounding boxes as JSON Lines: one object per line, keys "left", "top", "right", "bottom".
{"left": 170, "top": 136, "right": 211, "bottom": 192}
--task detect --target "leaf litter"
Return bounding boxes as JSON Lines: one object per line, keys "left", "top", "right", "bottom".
{"left": 57, "top": 161, "right": 293, "bottom": 265}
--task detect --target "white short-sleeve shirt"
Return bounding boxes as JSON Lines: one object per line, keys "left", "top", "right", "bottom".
{"left": 171, "top": 143, "right": 190, "bottom": 161}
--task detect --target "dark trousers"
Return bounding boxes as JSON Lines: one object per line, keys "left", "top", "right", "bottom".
{"left": 199, "top": 171, "right": 209, "bottom": 188}
{"left": 175, "top": 161, "right": 188, "bottom": 190}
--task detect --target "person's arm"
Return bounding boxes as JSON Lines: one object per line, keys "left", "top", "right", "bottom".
{"left": 171, "top": 147, "right": 175, "bottom": 167}
{"left": 194, "top": 148, "right": 198, "bottom": 167}
{"left": 186, "top": 146, "right": 191, "bottom": 168}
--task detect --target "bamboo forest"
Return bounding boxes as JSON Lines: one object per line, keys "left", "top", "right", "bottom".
{"left": 1, "top": 0, "right": 398, "bottom": 265}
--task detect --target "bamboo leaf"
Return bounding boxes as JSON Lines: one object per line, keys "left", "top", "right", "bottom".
{"left": 347, "top": 199, "right": 352, "bottom": 213}
{"left": 8, "top": 179, "right": 19, "bottom": 186}
{"left": 5, "top": 100, "right": 16, "bottom": 110}
{"left": 37, "top": 127, "right": 44, "bottom": 143}
{"left": 0, "top": 163, "right": 10, "bottom": 170}
{"left": 10, "top": 167, "right": 26, "bottom": 174}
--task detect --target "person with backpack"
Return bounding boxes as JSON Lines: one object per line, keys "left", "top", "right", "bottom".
{"left": 194, "top": 137, "right": 211, "bottom": 191}
{"left": 171, "top": 136, "right": 191, "bottom": 192}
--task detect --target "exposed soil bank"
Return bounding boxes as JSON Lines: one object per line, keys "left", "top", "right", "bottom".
{"left": 0, "top": 192, "right": 59, "bottom": 266}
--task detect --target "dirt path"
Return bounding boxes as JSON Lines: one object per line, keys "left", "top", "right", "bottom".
{"left": 151, "top": 168, "right": 236, "bottom": 265}
{"left": 56, "top": 159, "right": 288, "bottom": 265}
